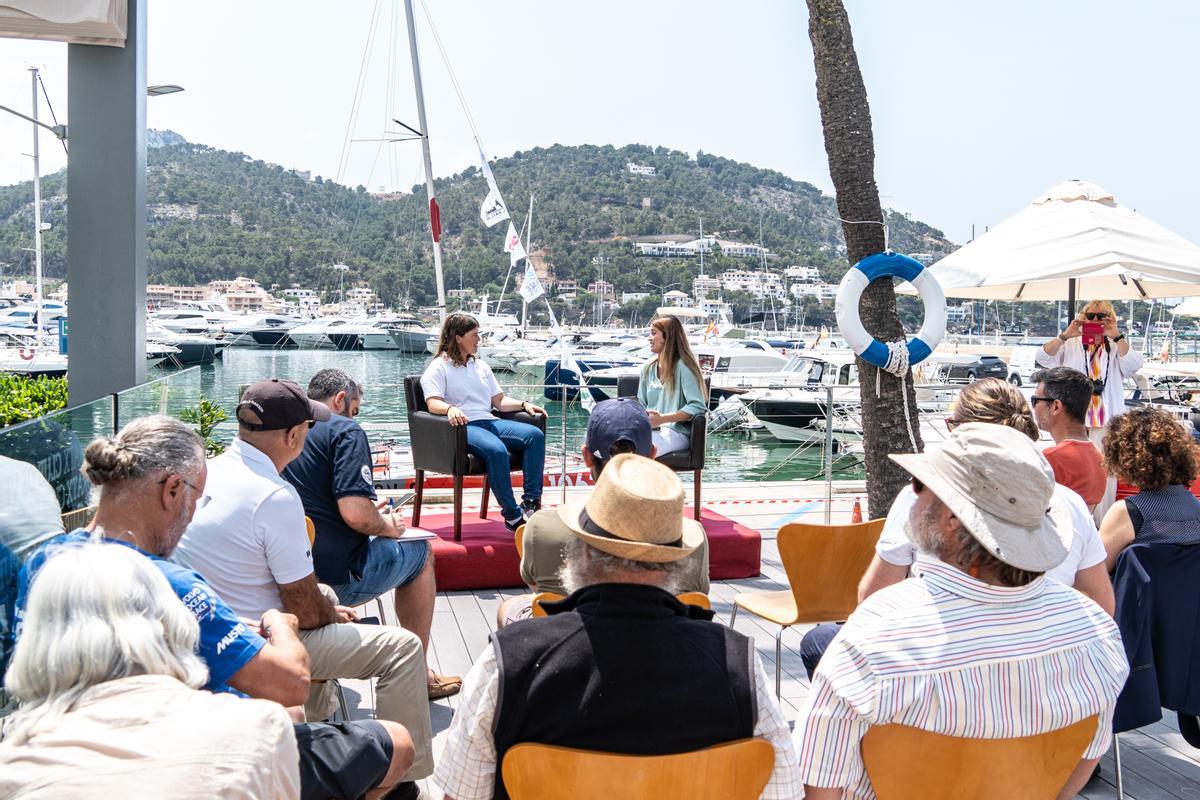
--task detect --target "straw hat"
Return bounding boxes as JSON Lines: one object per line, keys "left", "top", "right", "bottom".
{"left": 890, "top": 422, "right": 1072, "bottom": 572}
{"left": 557, "top": 453, "right": 705, "bottom": 563}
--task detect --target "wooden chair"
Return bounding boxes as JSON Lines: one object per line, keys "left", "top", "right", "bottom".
{"left": 862, "top": 715, "right": 1099, "bottom": 800}
{"left": 531, "top": 591, "right": 712, "bottom": 617}
{"left": 514, "top": 524, "right": 525, "bottom": 560}
{"left": 60, "top": 504, "right": 98, "bottom": 530}
{"left": 404, "top": 376, "right": 546, "bottom": 541}
{"left": 730, "top": 518, "right": 884, "bottom": 696}
{"left": 616, "top": 373, "right": 710, "bottom": 521}
{"left": 501, "top": 738, "right": 774, "bottom": 800}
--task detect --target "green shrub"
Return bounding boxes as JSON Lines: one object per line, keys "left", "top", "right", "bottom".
{"left": 178, "top": 396, "right": 228, "bottom": 457}
{"left": 0, "top": 374, "right": 69, "bottom": 427}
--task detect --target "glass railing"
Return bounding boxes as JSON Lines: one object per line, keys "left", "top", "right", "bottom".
{"left": 0, "top": 368, "right": 203, "bottom": 512}
{"left": 0, "top": 394, "right": 113, "bottom": 513}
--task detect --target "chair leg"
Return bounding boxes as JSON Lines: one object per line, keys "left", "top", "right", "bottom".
{"left": 1114, "top": 733, "right": 1124, "bottom": 800}
{"left": 480, "top": 476, "right": 489, "bottom": 519}
{"left": 729, "top": 603, "right": 738, "bottom": 628}
{"left": 775, "top": 626, "right": 784, "bottom": 698}
{"left": 411, "top": 470, "right": 424, "bottom": 526}
{"left": 333, "top": 679, "right": 350, "bottom": 721}
{"left": 453, "top": 475, "right": 464, "bottom": 542}
{"left": 375, "top": 596, "right": 387, "bottom": 623}
{"left": 694, "top": 470, "right": 702, "bottom": 521}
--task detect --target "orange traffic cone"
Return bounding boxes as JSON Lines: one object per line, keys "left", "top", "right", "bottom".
{"left": 851, "top": 497, "right": 863, "bottom": 524}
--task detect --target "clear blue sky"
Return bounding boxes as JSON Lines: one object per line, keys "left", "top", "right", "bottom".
{"left": 1, "top": 0, "right": 1197, "bottom": 248}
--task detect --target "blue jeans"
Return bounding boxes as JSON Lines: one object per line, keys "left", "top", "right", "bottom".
{"left": 467, "top": 418, "right": 545, "bottom": 522}
{"left": 328, "top": 537, "right": 430, "bottom": 607}
{"left": 800, "top": 623, "right": 842, "bottom": 680}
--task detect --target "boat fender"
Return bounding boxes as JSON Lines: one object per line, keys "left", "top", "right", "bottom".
{"left": 18, "top": 347, "right": 35, "bottom": 361}
{"left": 834, "top": 251, "right": 945, "bottom": 369}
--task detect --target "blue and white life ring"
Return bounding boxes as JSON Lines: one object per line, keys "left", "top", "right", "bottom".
{"left": 834, "top": 251, "right": 946, "bottom": 369}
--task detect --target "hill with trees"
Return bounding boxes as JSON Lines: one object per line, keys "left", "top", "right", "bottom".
{"left": 0, "top": 134, "right": 957, "bottom": 325}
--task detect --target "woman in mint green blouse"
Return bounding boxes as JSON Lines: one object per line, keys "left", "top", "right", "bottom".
{"left": 637, "top": 315, "right": 708, "bottom": 456}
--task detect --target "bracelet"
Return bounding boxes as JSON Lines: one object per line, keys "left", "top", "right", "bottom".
{"left": 1112, "top": 334, "right": 1125, "bottom": 342}
{"left": 1058, "top": 333, "right": 1069, "bottom": 342}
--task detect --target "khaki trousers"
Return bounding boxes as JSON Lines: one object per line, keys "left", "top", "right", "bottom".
{"left": 300, "top": 621, "right": 434, "bottom": 780}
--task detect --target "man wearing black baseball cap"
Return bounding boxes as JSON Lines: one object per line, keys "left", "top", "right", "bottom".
{"left": 234, "top": 378, "right": 333, "bottom": 431}
{"left": 495, "top": 397, "right": 710, "bottom": 626}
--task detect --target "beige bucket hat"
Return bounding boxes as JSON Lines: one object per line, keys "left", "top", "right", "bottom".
{"left": 889, "top": 422, "right": 1072, "bottom": 572}
{"left": 557, "top": 453, "right": 705, "bottom": 563}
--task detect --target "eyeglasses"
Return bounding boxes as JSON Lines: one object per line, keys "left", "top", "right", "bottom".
{"left": 1029, "top": 395, "right": 1055, "bottom": 405}
{"left": 1084, "top": 312, "right": 1110, "bottom": 321}
{"left": 307, "top": 419, "right": 317, "bottom": 428}
{"left": 911, "top": 477, "right": 925, "bottom": 494}
{"left": 160, "top": 475, "right": 211, "bottom": 509}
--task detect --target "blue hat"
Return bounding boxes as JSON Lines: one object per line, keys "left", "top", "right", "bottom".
{"left": 586, "top": 398, "right": 653, "bottom": 461}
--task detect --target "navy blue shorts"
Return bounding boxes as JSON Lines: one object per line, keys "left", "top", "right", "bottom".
{"left": 295, "top": 719, "right": 392, "bottom": 800}
{"left": 329, "top": 537, "right": 430, "bottom": 606}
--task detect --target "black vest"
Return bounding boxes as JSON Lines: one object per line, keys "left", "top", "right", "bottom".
{"left": 490, "top": 583, "right": 756, "bottom": 800}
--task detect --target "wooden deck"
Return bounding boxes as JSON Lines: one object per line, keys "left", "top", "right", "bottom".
{"left": 341, "top": 481, "right": 1200, "bottom": 799}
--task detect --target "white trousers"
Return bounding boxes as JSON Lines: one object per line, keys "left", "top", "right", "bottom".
{"left": 652, "top": 427, "right": 691, "bottom": 457}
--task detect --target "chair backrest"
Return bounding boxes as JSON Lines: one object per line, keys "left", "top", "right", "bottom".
{"left": 514, "top": 524, "right": 525, "bottom": 559}
{"left": 502, "top": 738, "right": 774, "bottom": 800}
{"left": 61, "top": 504, "right": 98, "bottom": 531}
{"left": 531, "top": 590, "right": 713, "bottom": 617}
{"left": 616, "top": 372, "right": 712, "bottom": 405}
{"left": 776, "top": 518, "right": 884, "bottom": 623}
{"left": 403, "top": 376, "right": 427, "bottom": 414}
{"left": 305, "top": 516, "right": 316, "bottom": 548}
{"left": 862, "top": 715, "right": 1099, "bottom": 800}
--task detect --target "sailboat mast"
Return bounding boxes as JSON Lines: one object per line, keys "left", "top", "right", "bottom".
{"left": 30, "top": 67, "right": 44, "bottom": 335}
{"left": 402, "top": 0, "right": 447, "bottom": 323}
{"left": 521, "top": 194, "right": 532, "bottom": 336}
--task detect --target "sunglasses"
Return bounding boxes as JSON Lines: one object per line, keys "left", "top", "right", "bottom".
{"left": 1029, "top": 395, "right": 1055, "bottom": 405}
{"left": 911, "top": 477, "right": 925, "bottom": 494}
{"left": 1084, "top": 312, "right": 1110, "bottom": 321}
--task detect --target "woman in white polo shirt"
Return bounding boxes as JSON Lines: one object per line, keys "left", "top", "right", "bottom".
{"left": 420, "top": 313, "right": 547, "bottom": 531}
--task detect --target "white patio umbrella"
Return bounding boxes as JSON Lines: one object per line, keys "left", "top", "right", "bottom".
{"left": 912, "top": 180, "right": 1200, "bottom": 304}
{"left": 1171, "top": 296, "right": 1200, "bottom": 318}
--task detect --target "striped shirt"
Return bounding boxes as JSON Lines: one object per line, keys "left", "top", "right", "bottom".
{"left": 793, "top": 559, "right": 1128, "bottom": 798}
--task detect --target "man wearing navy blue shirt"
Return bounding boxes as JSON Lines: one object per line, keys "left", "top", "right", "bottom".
{"left": 16, "top": 416, "right": 418, "bottom": 800}
{"left": 284, "top": 369, "right": 459, "bottom": 699}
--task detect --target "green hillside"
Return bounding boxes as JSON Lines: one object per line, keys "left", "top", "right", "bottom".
{"left": 0, "top": 134, "right": 956, "bottom": 321}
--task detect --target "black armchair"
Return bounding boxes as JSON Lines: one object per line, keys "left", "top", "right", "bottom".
{"left": 617, "top": 373, "right": 709, "bottom": 520}
{"left": 404, "top": 376, "right": 546, "bottom": 541}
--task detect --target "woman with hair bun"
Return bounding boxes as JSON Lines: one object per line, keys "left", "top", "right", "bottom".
{"left": 1098, "top": 406, "right": 1200, "bottom": 570}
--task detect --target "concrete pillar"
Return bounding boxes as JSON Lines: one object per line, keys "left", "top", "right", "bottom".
{"left": 66, "top": 0, "right": 147, "bottom": 405}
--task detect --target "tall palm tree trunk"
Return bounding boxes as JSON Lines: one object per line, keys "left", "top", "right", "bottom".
{"left": 806, "top": 0, "right": 923, "bottom": 517}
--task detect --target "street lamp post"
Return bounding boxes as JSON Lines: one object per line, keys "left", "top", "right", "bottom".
{"left": 648, "top": 281, "right": 679, "bottom": 308}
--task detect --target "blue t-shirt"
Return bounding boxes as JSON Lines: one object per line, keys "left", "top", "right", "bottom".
{"left": 282, "top": 413, "right": 377, "bottom": 584}
{"left": 16, "top": 531, "right": 265, "bottom": 694}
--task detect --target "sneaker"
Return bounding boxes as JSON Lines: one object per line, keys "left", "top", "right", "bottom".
{"left": 504, "top": 515, "right": 524, "bottom": 533}
{"left": 520, "top": 498, "right": 542, "bottom": 520}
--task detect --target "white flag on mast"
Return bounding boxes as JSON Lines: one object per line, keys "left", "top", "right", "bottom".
{"left": 503, "top": 222, "right": 521, "bottom": 253}
{"left": 509, "top": 238, "right": 528, "bottom": 267}
{"left": 478, "top": 151, "right": 510, "bottom": 228}
{"left": 480, "top": 186, "right": 509, "bottom": 228}
{"left": 518, "top": 261, "right": 544, "bottom": 303}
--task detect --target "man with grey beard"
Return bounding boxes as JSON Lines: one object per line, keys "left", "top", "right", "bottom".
{"left": 434, "top": 454, "right": 801, "bottom": 800}
{"left": 792, "top": 423, "right": 1128, "bottom": 800}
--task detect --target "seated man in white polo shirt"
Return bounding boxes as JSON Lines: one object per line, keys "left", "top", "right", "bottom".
{"left": 175, "top": 379, "right": 434, "bottom": 795}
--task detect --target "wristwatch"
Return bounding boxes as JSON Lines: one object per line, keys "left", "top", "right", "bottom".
{"left": 1111, "top": 334, "right": 1126, "bottom": 342}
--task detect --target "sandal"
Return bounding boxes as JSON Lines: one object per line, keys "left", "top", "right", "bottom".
{"left": 427, "top": 673, "right": 463, "bottom": 699}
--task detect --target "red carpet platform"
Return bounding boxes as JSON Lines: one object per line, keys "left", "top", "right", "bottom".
{"left": 425, "top": 507, "right": 762, "bottom": 591}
